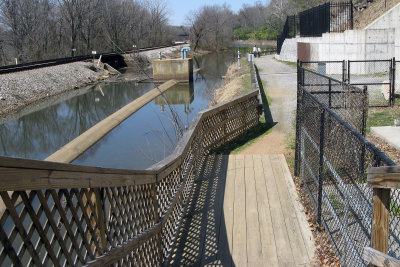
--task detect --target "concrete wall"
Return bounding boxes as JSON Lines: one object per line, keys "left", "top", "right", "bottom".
{"left": 366, "top": 3, "right": 400, "bottom": 29}
{"left": 297, "top": 29, "right": 395, "bottom": 62}
{"left": 153, "top": 58, "right": 193, "bottom": 82}
{"left": 277, "top": 28, "right": 396, "bottom": 74}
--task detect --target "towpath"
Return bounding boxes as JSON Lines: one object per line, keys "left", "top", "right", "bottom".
{"left": 242, "top": 55, "right": 297, "bottom": 154}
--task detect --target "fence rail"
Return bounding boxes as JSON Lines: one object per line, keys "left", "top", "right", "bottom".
{"left": 300, "top": 59, "right": 399, "bottom": 107}
{"left": 296, "top": 64, "right": 399, "bottom": 266}
{"left": 277, "top": 15, "right": 298, "bottom": 54}
{"left": 277, "top": 1, "right": 353, "bottom": 54}
{"left": 0, "top": 90, "right": 260, "bottom": 266}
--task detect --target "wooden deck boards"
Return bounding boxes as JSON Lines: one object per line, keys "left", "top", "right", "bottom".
{"left": 169, "top": 154, "right": 315, "bottom": 266}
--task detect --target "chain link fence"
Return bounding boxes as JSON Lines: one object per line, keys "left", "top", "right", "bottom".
{"left": 300, "top": 59, "right": 398, "bottom": 107}
{"left": 295, "top": 65, "right": 398, "bottom": 266}
{"left": 348, "top": 60, "right": 393, "bottom": 107}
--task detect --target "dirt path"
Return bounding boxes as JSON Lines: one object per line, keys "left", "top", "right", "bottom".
{"left": 241, "top": 55, "right": 297, "bottom": 154}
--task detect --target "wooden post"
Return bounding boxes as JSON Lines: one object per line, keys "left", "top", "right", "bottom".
{"left": 371, "top": 187, "right": 390, "bottom": 256}
{"left": 367, "top": 165, "right": 400, "bottom": 265}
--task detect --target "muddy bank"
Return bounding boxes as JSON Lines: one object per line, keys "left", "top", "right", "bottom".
{"left": 0, "top": 61, "right": 109, "bottom": 116}
{"left": 210, "top": 59, "right": 251, "bottom": 106}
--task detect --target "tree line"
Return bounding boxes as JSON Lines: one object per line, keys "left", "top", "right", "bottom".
{"left": 187, "top": 0, "right": 327, "bottom": 51}
{"left": 0, "top": 0, "right": 171, "bottom": 65}
{"left": 0, "top": 0, "right": 330, "bottom": 64}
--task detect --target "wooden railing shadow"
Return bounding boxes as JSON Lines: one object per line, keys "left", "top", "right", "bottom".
{"left": 169, "top": 154, "right": 234, "bottom": 266}
{"left": 0, "top": 91, "right": 260, "bottom": 266}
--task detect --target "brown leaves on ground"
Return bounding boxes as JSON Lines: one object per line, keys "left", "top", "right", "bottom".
{"left": 367, "top": 133, "right": 400, "bottom": 164}
{"left": 293, "top": 175, "right": 341, "bottom": 266}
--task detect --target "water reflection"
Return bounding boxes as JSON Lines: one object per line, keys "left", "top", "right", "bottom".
{"left": 155, "top": 82, "right": 194, "bottom": 112}
{"left": 0, "top": 51, "right": 237, "bottom": 168}
{"left": 0, "top": 81, "right": 153, "bottom": 160}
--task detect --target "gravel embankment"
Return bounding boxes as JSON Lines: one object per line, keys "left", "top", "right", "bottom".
{"left": 0, "top": 61, "right": 108, "bottom": 116}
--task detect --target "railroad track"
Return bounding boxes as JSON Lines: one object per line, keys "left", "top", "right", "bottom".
{"left": 0, "top": 44, "right": 182, "bottom": 74}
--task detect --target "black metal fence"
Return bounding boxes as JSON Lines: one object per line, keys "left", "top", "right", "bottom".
{"left": 277, "top": 15, "right": 298, "bottom": 54}
{"left": 295, "top": 64, "right": 399, "bottom": 266}
{"left": 301, "top": 59, "right": 399, "bottom": 107}
{"left": 300, "top": 1, "right": 353, "bottom": 37}
{"left": 277, "top": 1, "right": 353, "bottom": 54}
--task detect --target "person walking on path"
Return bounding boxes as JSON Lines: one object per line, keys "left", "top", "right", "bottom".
{"left": 253, "top": 45, "right": 257, "bottom": 57}
{"left": 257, "top": 47, "right": 262, "bottom": 57}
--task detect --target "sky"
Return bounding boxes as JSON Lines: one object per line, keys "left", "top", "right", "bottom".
{"left": 167, "top": 0, "right": 269, "bottom": 26}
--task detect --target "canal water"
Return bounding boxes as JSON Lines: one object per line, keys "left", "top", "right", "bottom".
{"left": 0, "top": 50, "right": 246, "bottom": 169}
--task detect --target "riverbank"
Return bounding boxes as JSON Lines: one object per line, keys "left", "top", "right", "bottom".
{"left": 0, "top": 46, "right": 185, "bottom": 117}
{"left": 0, "top": 61, "right": 109, "bottom": 116}
{"left": 210, "top": 58, "right": 252, "bottom": 106}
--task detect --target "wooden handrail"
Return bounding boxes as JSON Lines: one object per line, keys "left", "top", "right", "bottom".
{"left": 0, "top": 88, "right": 260, "bottom": 266}
{"left": 367, "top": 166, "right": 400, "bottom": 189}
{"left": 363, "top": 247, "right": 400, "bottom": 267}
{"left": 367, "top": 166, "right": 400, "bottom": 264}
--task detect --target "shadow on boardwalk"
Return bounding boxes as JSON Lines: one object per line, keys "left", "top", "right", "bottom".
{"left": 169, "top": 154, "right": 234, "bottom": 266}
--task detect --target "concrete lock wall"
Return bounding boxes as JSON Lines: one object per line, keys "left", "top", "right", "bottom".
{"left": 153, "top": 58, "right": 193, "bottom": 82}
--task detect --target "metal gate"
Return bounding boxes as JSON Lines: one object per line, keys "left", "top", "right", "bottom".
{"left": 348, "top": 60, "right": 393, "bottom": 107}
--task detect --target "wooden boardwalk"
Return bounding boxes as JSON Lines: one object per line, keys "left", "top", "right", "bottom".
{"left": 169, "top": 154, "right": 316, "bottom": 266}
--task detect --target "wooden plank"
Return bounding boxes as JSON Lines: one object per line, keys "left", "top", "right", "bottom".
{"left": 218, "top": 154, "right": 235, "bottom": 266}
{"left": 371, "top": 187, "right": 390, "bottom": 255}
{"left": 232, "top": 154, "right": 247, "bottom": 266}
{"left": 363, "top": 247, "right": 400, "bottom": 267}
{"left": 269, "top": 154, "right": 310, "bottom": 265}
{"left": 244, "top": 154, "right": 262, "bottom": 266}
{"left": 367, "top": 165, "right": 400, "bottom": 189}
{"left": 0, "top": 156, "right": 156, "bottom": 175}
{"left": 278, "top": 154, "right": 315, "bottom": 262}
{"left": 0, "top": 167, "right": 156, "bottom": 191}
{"left": 262, "top": 155, "right": 294, "bottom": 266}
{"left": 253, "top": 154, "right": 279, "bottom": 266}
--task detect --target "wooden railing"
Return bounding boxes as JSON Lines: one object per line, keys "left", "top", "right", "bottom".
{"left": 0, "top": 90, "right": 260, "bottom": 266}
{"left": 364, "top": 166, "right": 400, "bottom": 267}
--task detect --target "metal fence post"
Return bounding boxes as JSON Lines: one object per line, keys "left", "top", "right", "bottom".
{"left": 347, "top": 60, "right": 351, "bottom": 84}
{"left": 317, "top": 109, "right": 325, "bottom": 224}
{"left": 328, "top": 79, "right": 332, "bottom": 108}
{"left": 389, "top": 60, "right": 394, "bottom": 107}
{"left": 350, "top": 0, "right": 354, "bottom": 29}
{"left": 392, "top": 58, "right": 396, "bottom": 106}
{"left": 295, "top": 68, "right": 303, "bottom": 177}
{"left": 342, "top": 60, "right": 346, "bottom": 83}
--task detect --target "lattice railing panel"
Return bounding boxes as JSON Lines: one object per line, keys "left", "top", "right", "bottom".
{"left": 0, "top": 90, "right": 260, "bottom": 266}
{"left": 0, "top": 188, "right": 103, "bottom": 266}
{"left": 104, "top": 184, "right": 157, "bottom": 249}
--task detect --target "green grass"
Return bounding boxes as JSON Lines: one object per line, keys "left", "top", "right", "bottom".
{"left": 273, "top": 58, "right": 297, "bottom": 68}
{"left": 209, "top": 62, "right": 274, "bottom": 154}
{"left": 391, "top": 201, "right": 400, "bottom": 216}
{"left": 367, "top": 107, "right": 400, "bottom": 133}
{"left": 329, "top": 194, "right": 345, "bottom": 210}
{"left": 241, "top": 58, "right": 252, "bottom": 92}
{"left": 209, "top": 115, "right": 273, "bottom": 154}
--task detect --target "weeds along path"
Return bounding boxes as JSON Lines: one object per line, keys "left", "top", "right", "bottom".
{"left": 241, "top": 55, "right": 297, "bottom": 154}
